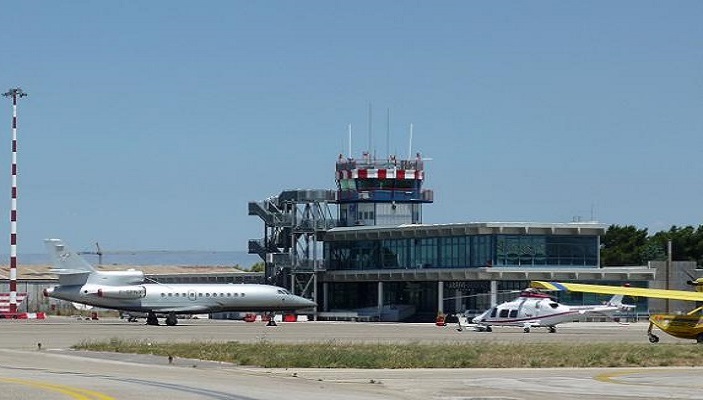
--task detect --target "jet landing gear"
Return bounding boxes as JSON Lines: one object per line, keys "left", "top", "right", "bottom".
{"left": 647, "top": 322, "right": 659, "bottom": 343}
{"left": 548, "top": 326, "right": 557, "bottom": 333}
{"left": 266, "top": 312, "right": 277, "bottom": 326}
{"left": 146, "top": 311, "right": 159, "bottom": 326}
{"left": 165, "top": 312, "right": 178, "bottom": 326}
{"left": 145, "top": 312, "right": 178, "bottom": 326}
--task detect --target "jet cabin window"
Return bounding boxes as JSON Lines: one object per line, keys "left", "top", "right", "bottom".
{"left": 509, "top": 310, "right": 518, "bottom": 318}
{"left": 499, "top": 309, "right": 509, "bottom": 318}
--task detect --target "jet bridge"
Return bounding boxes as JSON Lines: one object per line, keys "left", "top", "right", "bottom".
{"left": 248, "top": 189, "right": 337, "bottom": 307}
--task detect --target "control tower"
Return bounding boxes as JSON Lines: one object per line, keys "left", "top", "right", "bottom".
{"left": 334, "top": 152, "right": 433, "bottom": 226}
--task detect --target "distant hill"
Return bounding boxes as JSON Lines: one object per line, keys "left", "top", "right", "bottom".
{"left": 2, "top": 251, "right": 262, "bottom": 270}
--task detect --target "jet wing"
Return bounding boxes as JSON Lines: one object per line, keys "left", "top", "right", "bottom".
{"left": 531, "top": 281, "right": 703, "bottom": 302}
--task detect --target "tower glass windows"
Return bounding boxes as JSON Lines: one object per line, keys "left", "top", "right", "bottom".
{"left": 325, "top": 233, "right": 599, "bottom": 270}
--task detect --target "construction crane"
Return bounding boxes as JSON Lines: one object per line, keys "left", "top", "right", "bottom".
{"left": 77, "top": 242, "right": 103, "bottom": 265}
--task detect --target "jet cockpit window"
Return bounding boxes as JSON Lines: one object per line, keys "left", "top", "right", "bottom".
{"left": 499, "top": 309, "right": 509, "bottom": 318}
{"left": 490, "top": 307, "right": 497, "bottom": 318}
{"left": 549, "top": 302, "right": 559, "bottom": 309}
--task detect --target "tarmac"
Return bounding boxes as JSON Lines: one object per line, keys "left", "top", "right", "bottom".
{"left": 0, "top": 317, "right": 702, "bottom": 399}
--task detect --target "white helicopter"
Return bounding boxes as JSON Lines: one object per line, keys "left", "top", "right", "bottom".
{"left": 456, "top": 288, "right": 634, "bottom": 333}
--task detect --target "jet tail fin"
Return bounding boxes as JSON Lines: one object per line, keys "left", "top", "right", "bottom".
{"left": 45, "top": 239, "right": 94, "bottom": 285}
{"left": 606, "top": 294, "right": 624, "bottom": 307}
{"left": 606, "top": 294, "right": 635, "bottom": 311}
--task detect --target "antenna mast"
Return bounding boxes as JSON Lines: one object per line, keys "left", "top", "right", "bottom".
{"left": 408, "top": 123, "right": 413, "bottom": 160}
{"left": 386, "top": 108, "right": 390, "bottom": 158}
{"left": 2, "top": 88, "right": 27, "bottom": 315}
{"left": 368, "top": 103, "right": 372, "bottom": 156}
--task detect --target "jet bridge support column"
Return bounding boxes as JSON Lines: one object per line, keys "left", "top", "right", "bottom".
{"left": 377, "top": 282, "right": 383, "bottom": 321}
{"left": 490, "top": 280, "right": 498, "bottom": 306}
{"left": 437, "top": 281, "right": 444, "bottom": 315}
{"left": 323, "top": 282, "right": 329, "bottom": 312}
{"left": 454, "top": 289, "right": 462, "bottom": 314}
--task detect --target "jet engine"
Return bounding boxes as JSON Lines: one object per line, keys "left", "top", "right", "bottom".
{"left": 96, "top": 286, "right": 147, "bottom": 299}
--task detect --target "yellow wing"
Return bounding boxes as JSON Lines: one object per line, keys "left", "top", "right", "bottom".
{"left": 530, "top": 281, "right": 703, "bottom": 302}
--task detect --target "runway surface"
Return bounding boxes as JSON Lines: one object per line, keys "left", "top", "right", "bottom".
{"left": 0, "top": 317, "right": 702, "bottom": 399}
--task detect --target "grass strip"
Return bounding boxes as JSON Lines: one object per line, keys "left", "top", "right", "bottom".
{"left": 73, "top": 339, "right": 703, "bottom": 368}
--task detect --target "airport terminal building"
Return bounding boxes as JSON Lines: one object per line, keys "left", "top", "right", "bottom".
{"left": 2, "top": 153, "right": 682, "bottom": 319}
{"left": 249, "top": 153, "right": 658, "bottom": 322}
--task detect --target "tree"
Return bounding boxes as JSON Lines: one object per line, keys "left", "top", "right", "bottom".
{"left": 250, "top": 262, "right": 265, "bottom": 273}
{"left": 601, "top": 225, "right": 649, "bottom": 266}
{"left": 650, "top": 225, "right": 703, "bottom": 265}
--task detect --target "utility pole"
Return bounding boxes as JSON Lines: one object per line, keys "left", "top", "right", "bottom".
{"left": 666, "top": 240, "right": 672, "bottom": 314}
{"left": 2, "top": 88, "right": 27, "bottom": 315}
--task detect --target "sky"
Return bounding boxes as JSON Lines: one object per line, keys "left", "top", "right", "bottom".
{"left": 1, "top": 2, "right": 702, "bottom": 253}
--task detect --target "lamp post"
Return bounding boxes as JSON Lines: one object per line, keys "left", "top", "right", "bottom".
{"left": 2, "top": 88, "right": 27, "bottom": 315}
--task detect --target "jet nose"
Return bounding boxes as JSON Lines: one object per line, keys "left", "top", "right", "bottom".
{"left": 293, "top": 295, "right": 316, "bottom": 308}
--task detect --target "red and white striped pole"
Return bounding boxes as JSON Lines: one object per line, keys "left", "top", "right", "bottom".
{"left": 2, "top": 88, "right": 27, "bottom": 315}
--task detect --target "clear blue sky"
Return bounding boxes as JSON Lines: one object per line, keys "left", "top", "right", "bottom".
{"left": 1, "top": 2, "right": 702, "bottom": 253}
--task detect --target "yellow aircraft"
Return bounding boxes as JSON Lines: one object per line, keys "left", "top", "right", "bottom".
{"left": 530, "top": 280, "right": 703, "bottom": 343}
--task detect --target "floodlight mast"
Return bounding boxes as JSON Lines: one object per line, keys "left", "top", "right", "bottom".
{"left": 2, "top": 88, "right": 27, "bottom": 314}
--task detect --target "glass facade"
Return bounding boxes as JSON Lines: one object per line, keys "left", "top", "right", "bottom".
{"left": 326, "top": 279, "right": 648, "bottom": 322}
{"left": 325, "top": 234, "right": 599, "bottom": 270}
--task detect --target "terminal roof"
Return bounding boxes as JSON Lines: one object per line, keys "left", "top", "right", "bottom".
{"left": 324, "top": 221, "right": 607, "bottom": 240}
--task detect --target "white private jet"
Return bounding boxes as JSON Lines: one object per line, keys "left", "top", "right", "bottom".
{"left": 42, "top": 239, "right": 316, "bottom": 326}
{"left": 456, "top": 288, "right": 634, "bottom": 333}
